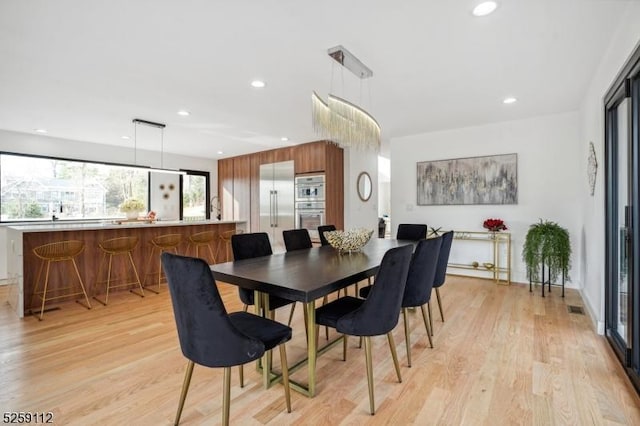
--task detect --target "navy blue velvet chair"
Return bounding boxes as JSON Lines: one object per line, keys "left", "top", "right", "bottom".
{"left": 430, "top": 231, "right": 454, "bottom": 332}
{"left": 283, "top": 229, "right": 312, "bottom": 251}
{"left": 317, "top": 224, "right": 337, "bottom": 246}
{"left": 231, "top": 232, "right": 296, "bottom": 325}
{"left": 315, "top": 244, "right": 413, "bottom": 415}
{"left": 161, "top": 253, "right": 292, "bottom": 426}
{"left": 359, "top": 237, "right": 442, "bottom": 366}
{"left": 396, "top": 223, "right": 428, "bottom": 241}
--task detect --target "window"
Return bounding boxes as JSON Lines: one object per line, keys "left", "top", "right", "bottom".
{"left": 181, "top": 171, "right": 210, "bottom": 221}
{"left": 0, "top": 153, "right": 149, "bottom": 222}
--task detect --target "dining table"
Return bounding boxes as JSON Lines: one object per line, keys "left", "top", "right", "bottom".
{"left": 210, "top": 237, "right": 413, "bottom": 397}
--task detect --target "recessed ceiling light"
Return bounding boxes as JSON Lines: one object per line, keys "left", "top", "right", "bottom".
{"left": 503, "top": 97, "right": 517, "bottom": 104}
{"left": 121, "top": 135, "right": 130, "bottom": 140}
{"left": 217, "top": 151, "right": 224, "bottom": 155}
{"left": 473, "top": 1, "right": 498, "bottom": 17}
{"left": 281, "top": 137, "right": 289, "bottom": 142}
{"left": 251, "top": 80, "right": 266, "bottom": 88}
{"left": 177, "top": 110, "right": 190, "bottom": 116}
{"left": 34, "top": 129, "right": 47, "bottom": 134}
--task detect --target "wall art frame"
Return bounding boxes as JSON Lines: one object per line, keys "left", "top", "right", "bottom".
{"left": 417, "top": 153, "right": 518, "bottom": 205}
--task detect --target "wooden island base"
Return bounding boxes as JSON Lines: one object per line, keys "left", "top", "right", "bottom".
{"left": 6, "top": 220, "right": 241, "bottom": 317}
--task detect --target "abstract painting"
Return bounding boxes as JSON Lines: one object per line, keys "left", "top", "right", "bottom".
{"left": 417, "top": 153, "right": 517, "bottom": 205}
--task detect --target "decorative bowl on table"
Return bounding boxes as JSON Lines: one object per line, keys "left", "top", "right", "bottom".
{"left": 324, "top": 228, "right": 374, "bottom": 253}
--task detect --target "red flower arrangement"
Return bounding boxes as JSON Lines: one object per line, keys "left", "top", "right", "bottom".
{"left": 483, "top": 218, "right": 507, "bottom": 232}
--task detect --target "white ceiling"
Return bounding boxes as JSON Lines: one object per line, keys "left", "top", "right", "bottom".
{"left": 0, "top": 0, "right": 631, "bottom": 159}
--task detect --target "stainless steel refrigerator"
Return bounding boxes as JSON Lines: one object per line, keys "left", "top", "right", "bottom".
{"left": 259, "top": 160, "right": 294, "bottom": 251}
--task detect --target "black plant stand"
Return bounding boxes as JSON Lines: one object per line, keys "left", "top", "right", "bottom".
{"left": 529, "top": 258, "right": 565, "bottom": 297}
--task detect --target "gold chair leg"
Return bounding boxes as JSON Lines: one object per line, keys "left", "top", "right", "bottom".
{"left": 279, "top": 344, "right": 292, "bottom": 413}
{"left": 428, "top": 302, "right": 434, "bottom": 336}
{"left": 207, "top": 244, "right": 217, "bottom": 265}
{"left": 387, "top": 332, "right": 402, "bottom": 383}
{"left": 364, "top": 336, "right": 375, "bottom": 415}
{"left": 343, "top": 335, "right": 348, "bottom": 361}
{"left": 287, "top": 303, "right": 296, "bottom": 326}
{"left": 29, "top": 259, "right": 45, "bottom": 316}
{"left": 239, "top": 364, "right": 244, "bottom": 388}
{"left": 71, "top": 258, "right": 91, "bottom": 309}
{"left": 420, "top": 304, "right": 434, "bottom": 348}
{"left": 223, "top": 366, "right": 231, "bottom": 426}
{"left": 39, "top": 261, "right": 52, "bottom": 321}
{"left": 321, "top": 295, "right": 329, "bottom": 340}
{"left": 402, "top": 308, "right": 411, "bottom": 367}
{"left": 243, "top": 304, "right": 248, "bottom": 312}
{"left": 435, "top": 287, "right": 444, "bottom": 321}
{"left": 93, "top": 252, "right": 110, "bottom": 306}
{"left": 174, "top": 360, "right": 194, "bottom": 426}
{"left": 105, "top": 254, "right": 114, "bottom": 305}
{"left": 143, "top": 247, "right": 160, "bottom": 294}
{"left": 128, "top": 252, "right": 145, "bottom": 297}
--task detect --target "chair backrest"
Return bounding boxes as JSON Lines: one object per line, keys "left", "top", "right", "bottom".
{"left": 402, "top": 237, "right": 442, "bottom": 308}
{"left": 336, "top": 244, "right": 413, "bottom": 336}
{"left": 318, "top": 225, "right": 337, "bottom": 246}
{"left": 161, "top": 252, "right": 265, "bottom": 368}
{"left": 231, "top": 232, "right": 273, "bottom": 261}
{"left": 433, "top": 231, "right": 454, "bottom": 288}
{"left": 283, "top": 229, "right": 312, "bottom": 252}
{"left": 230, "top": 232, "right": 273, "bottom": 305}
{"left": 396, "top": 224, "right": 428, "bottom": 241}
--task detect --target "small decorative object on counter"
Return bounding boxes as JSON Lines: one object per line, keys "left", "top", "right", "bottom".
{"left": 119, "top": 198, "right": 145, "bottom": 219}
{"left": 324, "top": 228, "right": 374, "bottom": 254}
{"left": 483, "top": 218, "right": 507, "bottom": 232}
{"left": 471, "top": 261, "right": 479, "bottom": 269}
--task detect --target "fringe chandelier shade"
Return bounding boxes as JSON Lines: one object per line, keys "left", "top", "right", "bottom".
{"left": 311, "top": 91, "right": 381, "bottom": 151}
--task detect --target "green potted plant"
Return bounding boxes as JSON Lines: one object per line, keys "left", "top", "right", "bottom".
{"left": 522, "top": 219, "right": 571, "bottom": 284}
{"left": 119, "top": 197, "right": 145, "bottom": 219}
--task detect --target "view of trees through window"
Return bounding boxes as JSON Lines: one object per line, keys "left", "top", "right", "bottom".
{"left": 182, "top": 174, "right": 207, "bottom": 221}
{"left": 1, "top": 153, "right": 149, "bottom": 221}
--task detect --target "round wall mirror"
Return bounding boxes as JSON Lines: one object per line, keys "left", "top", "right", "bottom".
{"left": 357, "top": 171, "right": 372, "bottom": 202}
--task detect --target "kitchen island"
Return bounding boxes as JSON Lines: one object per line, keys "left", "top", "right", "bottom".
{"left": 5, "top": 219, "right": 244, "bottom": 318}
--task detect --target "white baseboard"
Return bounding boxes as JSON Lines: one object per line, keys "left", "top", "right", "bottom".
{"left": 578, "top": 288, "right": 605, "bottom": 335}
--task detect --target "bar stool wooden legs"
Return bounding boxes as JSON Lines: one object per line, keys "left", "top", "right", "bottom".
{"left": 143, "top": 233, "right": 182, "bottom": 294}
{"left": 29, "top": 240, "right": 91, "bottom": 320}
{"left": 186, "top": 231, "right": 217, "bottom": 264}
{"left": 94, "top": 236, "right": 144, "bottom": 305}
{"left": 216, "top": 229, "right": 244, "bottom": 263}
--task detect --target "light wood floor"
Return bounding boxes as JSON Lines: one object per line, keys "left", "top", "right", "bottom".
{"left": 1, "top": 277, "right": 639, "bottom": 425}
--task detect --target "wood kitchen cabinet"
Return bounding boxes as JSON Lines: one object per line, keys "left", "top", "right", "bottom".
{"left": 218, "top": 158, "right": 234, "bottom": 221}
{"left": 218, "top": 140, "right": 344, "bottom": 233}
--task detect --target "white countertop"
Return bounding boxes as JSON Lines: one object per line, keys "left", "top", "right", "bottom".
{"left": 7, "top": 219, "right": 245, "bottom": 233}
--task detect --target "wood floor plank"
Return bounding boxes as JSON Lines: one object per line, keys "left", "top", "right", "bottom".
{"left": 1, "top": 277, "right": 640, "bottom": 425}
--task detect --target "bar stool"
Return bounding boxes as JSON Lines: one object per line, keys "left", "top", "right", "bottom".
{"left": 186, "top": 230, "right": 217, "bottom": 264}
{"left": 216, "top": 229, "right": 244, "bottom": 262}
{"left": 94, "top": 236, "right": 144, "bottom": 305}
{"left": 143, "top": 233, "right": 182, "bottom": 294}
{"left": 29, "top": 240, "right": 92, "bottom": 320}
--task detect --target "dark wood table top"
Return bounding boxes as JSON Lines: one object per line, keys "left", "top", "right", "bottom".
{"left": 211, "top": 238, "right": 413, "bottom": 303}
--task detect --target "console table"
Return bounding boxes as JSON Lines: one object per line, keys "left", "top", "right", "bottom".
{"left": 447, "top": 231, "right": 511, "bottom": 285}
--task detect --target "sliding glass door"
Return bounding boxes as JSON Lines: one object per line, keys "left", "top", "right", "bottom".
{"left": 605, "top": 50, "right": 640, "bottom": 391}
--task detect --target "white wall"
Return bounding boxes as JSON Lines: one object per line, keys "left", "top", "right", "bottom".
{"left": 343, "top": 146, "right": 379, "bottom": 232}
{"left": 0, "top": 129, "right": 218, "bottom": 279}
{"left": 390, "top": 112, "right": 582, "bottom": 286}
{"left": 578, "top": 2, "right": 640, "bottom": 333}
